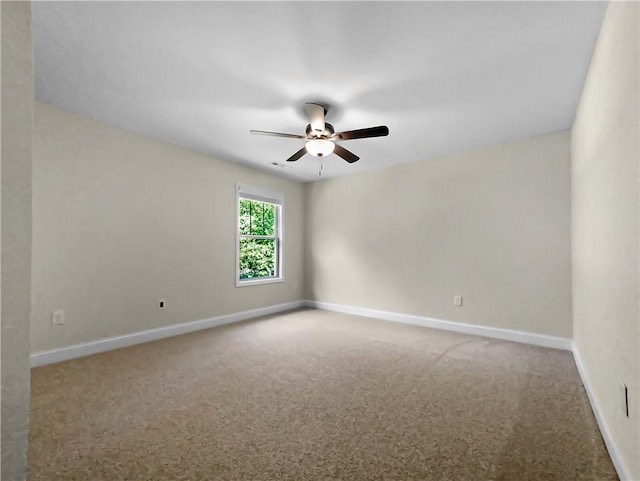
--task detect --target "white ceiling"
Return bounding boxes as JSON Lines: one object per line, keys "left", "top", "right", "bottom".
{"left": 33, "top": 1, "right": 607, "bottom": 182}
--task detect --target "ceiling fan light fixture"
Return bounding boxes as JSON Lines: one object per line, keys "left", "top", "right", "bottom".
{"left": 306, "top": 139, "right": 335, "bottom": 157}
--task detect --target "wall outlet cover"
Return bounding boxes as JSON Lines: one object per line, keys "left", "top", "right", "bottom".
{"left": 51, "top": 310, "right": 65, "bottom": 325}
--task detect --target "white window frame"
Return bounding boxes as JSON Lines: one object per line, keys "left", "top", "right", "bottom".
{"left": 236, "top": 182, "right": 284, "bottom": 287}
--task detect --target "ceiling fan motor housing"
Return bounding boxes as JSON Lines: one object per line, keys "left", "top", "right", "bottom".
{"left": 306, "top": 123, "right": 335, "bottom": 139}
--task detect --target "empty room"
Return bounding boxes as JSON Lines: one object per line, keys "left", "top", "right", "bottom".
{"left": 1, "top": 1, "right": 638, "bottom": 480}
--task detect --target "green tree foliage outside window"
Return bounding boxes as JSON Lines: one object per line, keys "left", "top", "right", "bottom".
{"left": 239, "top": 198, "right": 278, "bottom": 279}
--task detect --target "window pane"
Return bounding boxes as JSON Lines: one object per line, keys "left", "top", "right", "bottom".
{"left": 239, "top": 198, "right": 277, "bottom": 236}
{"left": 261, "top": 202, "right": 276, "bottom": 236}
{"left": 239, "top": 238, "right": 276, "bottom": 279}
{"left": 239, "top": 199, "right": 252, "bottom": 235}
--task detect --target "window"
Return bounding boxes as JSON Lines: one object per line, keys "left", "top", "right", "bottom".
{"left": 236, "top": 183, "right": 283, "bottom": 286}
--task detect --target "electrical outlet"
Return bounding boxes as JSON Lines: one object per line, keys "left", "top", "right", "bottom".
{"left": 158, "top": 299, "right": 166, "bottom": 310}
{"left": 453, "top": 296, "right": 463, "bottom": 307}
{"left": 51, "top": 310, "right": 65, "bottom": 326}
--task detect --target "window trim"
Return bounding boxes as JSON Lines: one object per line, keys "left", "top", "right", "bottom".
{"left": 235, "top": 182, "right": 284, "bottom": 287}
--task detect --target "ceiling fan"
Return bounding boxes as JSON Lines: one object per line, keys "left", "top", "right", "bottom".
{"left": 250, "top": 102, "right": 389, "bottom": 164}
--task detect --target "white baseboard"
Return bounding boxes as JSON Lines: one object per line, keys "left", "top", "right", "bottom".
{"left": 572, "top": 344, "right": 631, "bottom": 481}
{"left": 30, "top": 301, "right": 306, "bottom": 367}
{"left": 31, "top": 300, "right": 571, "bottom": 367}
{"left": 304, "top": 300, "right": 573, "bottom": 351}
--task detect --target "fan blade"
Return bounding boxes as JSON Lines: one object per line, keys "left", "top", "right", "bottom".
{"left": 333, "top": 144, "right": 360, "bottom": 163}
{"left": 305, "top": 102, "right": 325, "bottom": 133}
{"left": 286, "top": 146, "right": 307, "bottom": 162}
{"left": 334, "top": 125, "right": 389, "bottom": 141}
{"left": 250, "top": 130, "right": 305, "bottom": 139}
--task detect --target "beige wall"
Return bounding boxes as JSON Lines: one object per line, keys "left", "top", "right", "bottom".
{"left": 572, "top": 2, "right": 640, "bottom": 479}
{"left": 1, "top": 2, "right": 33, "bottom": 480}
{"left": 305, "top": 131, "right": 572, "bottom": 338}
{"left": 31, "top": 102, "right": 304, "bottom": 353}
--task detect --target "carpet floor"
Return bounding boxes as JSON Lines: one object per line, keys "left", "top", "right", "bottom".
{"left": 29, "top": 309, "right": 617, "bottom": 480}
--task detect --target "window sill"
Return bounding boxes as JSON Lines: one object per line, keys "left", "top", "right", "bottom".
{"left": 236, "top": 277, "right": 284, "bottom": 287}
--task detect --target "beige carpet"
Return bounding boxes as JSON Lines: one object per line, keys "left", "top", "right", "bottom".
{"left": 29, "top": 309, "right": 617, "bottom": 480}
